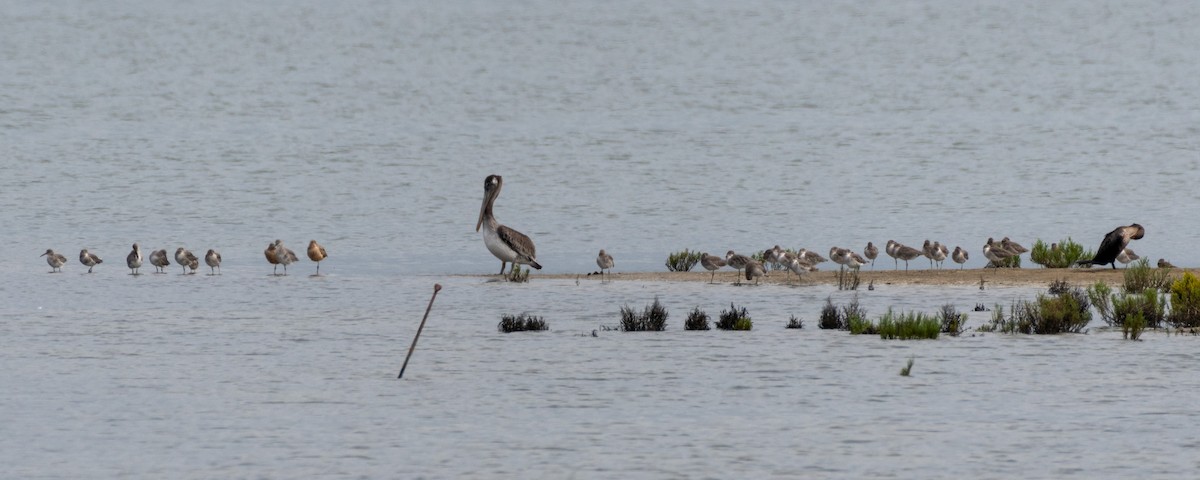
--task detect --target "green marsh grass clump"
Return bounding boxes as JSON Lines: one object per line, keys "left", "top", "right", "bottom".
{"left": 986, "top": 281, "right": 1092, "bottom": 334}
{"left": 940, "top": 304, "right": 967, "bottom": 336}
{"left": 620, "top": 297, "right": 669, "bottom": 331}
{"left": 840, "top": 295, "right": 867, "bottom": 331}
{"left": 1112, "top": 288, "right": 1165, "bottom": 329}
{"left": 1123, "top": 312, "right": 1146, "bottom": 340}
{"left": 786, "top": 315, "right": 804, "bottom": 329}
{"left": 507, "top": 264, "right": 530, "bottom": 282}
{"left": 716, "top": 303, "right": 752, "bottom": 330}
{"left": 847, "top": 314, "right": 877, "bottom": 335}
{"left": 877, "top": 309, "right": 941, "bottom": 339}
{"left": 1167, "top": 272, "right": 1200, "bottom": 328}
{"left": 900, "top": 357, "right": 915, "bottom": 376}
{"left": 818, "top": 297, "right": 842, "bottom": 329}
{"left": 665, "top": 249, "right": 703, "bottom": 272}
{"left": 498, "top": 313, "right": 548, "bottom": 332}
{"left": 1030, "top": 238, "right": 1093, "bottom": 268}
{"left": 1122, "top": 258, "right": 1172, "bottom": 294}
{"left": 1087, "top": 281, "right": 1116, "bottom": 326}
{"left": 976, "top": 303, "right": 1015, "bottom": 333}
{"left": 685, "top": 306, "right": 710, "bottom": 331}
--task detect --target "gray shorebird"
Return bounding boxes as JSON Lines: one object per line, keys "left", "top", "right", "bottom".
{"left": 265, "top": 242, "right": 280, "bottom": 275}
{"left": 892, "top": 242, "right": 923, "bottom": 271}
{"left": 187, "top": 257, "right": 200, "bottom": 274}
{"left": 149, "top": 249, "right": 170, "bottom": 274}
{"left": 205, "top": 249, "right": 222, "bottom": 275}
{"left": 1077, "top": 224, "right": 1145, "bottom": 270}
{"left": 126, "top": 243, "right": 143, "bottom": 275}
{"left": 476, "top": 175, "right": 542, "bottom": 277}
{"left": 932, "top": 242, "right": 949, "bottom": 269}
{"left": 886, "top": 240, "right": 900, "bottom": 270}
{"left": 307, "top": 240, "right": 327, "bottom": 275}
{"left": 595, "top": 249, "right": 614, "bottom": 280}
{"left": 1116, "top": 248, "right": 1139, "bottom": 267}
{"left": 700, "top": 252, "right": 726, "bottom": 284}
{"left": 829, "top": 247, "right": 852, "bottom": 273}
{"left": 983, "top": 238, "right": 1014, "bottom": 268}
{"left": 175, "top": 248, "right": 198, "bottom": 275}
{"left": 79, "top": 249, "right": 102, "bottom": 273}
{"left": 272, "top": 240, "right": 298, "bottom": 276}
{"left": 744, "top": 260, "right": 765, "bottom": 285}
{"left": 797, "top": 248, "right": 827, "bottom": 267}
{"left": 725, "top": 250, "right": 752, "bottom": 284}
{"left": 1158, "top": 258, "right": 1176, "bottom": 269}
{"left": 864, "top": 242, "right": 878, "bottom": 269}
{"left": 41, "top": 249, "right": 67, "bottom": 273}
{"left": 952, "top": 246, "right": 968, "bottom": 270}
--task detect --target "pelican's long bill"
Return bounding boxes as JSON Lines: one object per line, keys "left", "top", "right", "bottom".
{"left": 476, "top": 175, "right": 501, "bottom": 232}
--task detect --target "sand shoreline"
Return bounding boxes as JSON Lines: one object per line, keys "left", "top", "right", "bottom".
{"left": 479, "top": 267, "right": 1196, "bottom": 287}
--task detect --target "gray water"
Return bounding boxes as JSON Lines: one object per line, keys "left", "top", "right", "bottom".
{"left": 3, "top": 1, "right": 1200, "bottom": 478}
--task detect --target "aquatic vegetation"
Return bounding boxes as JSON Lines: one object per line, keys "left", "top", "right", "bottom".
{"left": 1123, "top": 312, "right": 1146, "bottom": 340}
{"left": 940, "top": 304, "right": 966, "bottom": 336}
{"left": 716, "top": 303, "right": 752, "bottom": 330}
{"left": 786, "top": 314, "right": 804, "bottom": 329}
{"left": 1122, "top": 258, "right": 1172, "bottom": 294}
{"left": 836, "top": 268, "right": 860, "bottom": 291}
{"left": 1087, "top": 281, "right": 1116, "bottom": 326}
{"left": 840, "top": 295, "right": 867, "bottom": 331}
{"left": 507, "top": 264, "right": 529, "bottom": 283}
{"left": 876, "top": 309, "right": 940, "bottom": 340}
{"left": 1030, "top": 238, "right": 1093, "bottom": 268}
{"left": 1111, "top": 288, "right": 1165, "bottom": 329}
{"left": 498, "top": 313, "right": 548, "bottom": 332}
{"left": 988, "top": 255, "right": 1021, "bottom": 269}
{"left": 976, "top": 304, "right": 1011, "bottom": 333}
{"left": 1167, "top": 272, "right": 1200, "bottom": 328}
{"left": 665, "top": 249, "right": 703, "bottom": 272}
{"left": 818, "top": 297, "right": 842, "bottom": 330}
{"left": 685, "top": 306, "right": 710, "bottom": 331}
{"left": 984, "top": 282, "right": 1092, "bottom": 334}
{"left": 620, "top": 297, "right": 669, "bottom": 331}
{"left": 847, "top": 314, "right": 877, "bottom": 335}
{"left": 900, "top": 357, "right": 915, "bottom": 376}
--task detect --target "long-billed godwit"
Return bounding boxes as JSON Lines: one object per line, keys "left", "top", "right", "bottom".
{"left": 149, "top": 249, "right": 170, "bottom": 274}
{"left": 205, "top": 249, "right": 222, "bottom": 275}
{"left": 700, "top": 252, "right": 726, "bottom": 284}
{"left": 272, "top": 240, "right": 298, "bottom": 275}
{"left": 307, "top": 240, "right": 327, "bottom": 275}
{"left": 744, "top": 260, "right": 765, "bottom": 285}
{"left": 175, "top": 248, "right": 198, "bottom": 275}
{"left": 41, "top": 249, "right": 67, "bottom": 273}
{"left": 126, "top": 243, "right": 143, "bottom": 275}
{"left": 79, "top": 249, "right": 102, "bottom": 273}
{"left": 265, "top": 242, "right": 280, "bottom": 275}
{"left": 476, "top": 175, "right": 542, "bottom": 277}
{"left": 864, "top": 242, "right": 878, "bottom": 269}
{"left": 952, "top": 246, "right": 968, "bottom": 269}
{"left": 595, "top": 249, "right": 614, "bottom": 280}
{"left": 1077, "top": 224, "right": 1144, "bottom": 269}
{"left": 725, "top": 250, "right": 752, "bottom": 284}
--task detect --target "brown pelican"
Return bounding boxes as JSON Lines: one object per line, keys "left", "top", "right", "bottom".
{"left": 1077, "top": 224, "right": 1145, "bottom": 269}
{"left": 79, "top": 249, "right": 102, "bottom": 273}
{"left": 205, "top": 249, "right": 222, "bottom": 275}
{"left": 264, "top": 242, "right": 280, "bottom": 275}
{"left": 725, "top": 250, "right": 752, "bottom": 284}
{"left": 272, "top": 240, "right": 298, "bottom": 275}
{"left": 175, "top": 248, "right": 198, "bottom": 275}
{"left": 864, "top": 242, "right": 878, "bottom": 269}
{"left": 126, "top": 243, "right": 143, "bottom": 275}
{"left": 1158, "top": 258, "right": 1176, "bottom": 269}
{"left": 700, "top": 252, "right": 726, "bottom": 284}
{"left": 476, "top": 175, "right": 542, "bottom": 277}
{"left": 1116, "top": 248, "right": 1139, "bottom": 267}
{"left": 307, "top": 240, "right": 328, "bottom": 275}
{"left": 41, "top": 249, "right": 67, "bottom": 273}
{"left": 595, "top": 249, "right": 614, "bottom": 280}
{"left": 149, "top": 249, "right": 170, "bottom": 274}
{"left": 952, "top": 246, "right": 968, "bottom": 270}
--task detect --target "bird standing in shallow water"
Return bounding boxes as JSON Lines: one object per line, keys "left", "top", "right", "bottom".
{"left": 42, "top": 249, "right": 67, "bottom": 273}
{"left": 149, "top": 249, "right": 170, "bottom": 274}
{"left": 265, "top": 242, "right": 280, "bottom": 275}
{"left": 595, "top": 249, "right": 614, "bottom": 281}
{"left": 476, "top": 175, "right": 542, "bottom": 278}
{"left": 272, "top": 240, "right": 298, "bottom": 276}
{"left": 307, "top": 240, "right": 328, "bottom": 275}
{"left": 126, "top": 243, "right": 143, "bottom": 275}
{"left": 79, "top": 249, "right": 102, "bottom": 273}
{"left": 175, "top": 248, "right": 198, "bottom": 275}
{"left": 205, "top": 249, "right": 222, "bottom": 275}
{"left": 952, "top": 246, "right": 968, "bottom": 270}
{"left": 700, "top": 252, "right": 726, "bottom": 284}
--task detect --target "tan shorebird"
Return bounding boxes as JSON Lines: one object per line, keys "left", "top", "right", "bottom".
{"left": 892, "top": 242, "right": 923, "bottom": 271}
{"left": 264, "top": 242, "right": 280, "bottom": 275}
{"left": 725, "top": 250, "right": 752, "bottom": 284}
{"left": 829, "top": 246, "right": 852, "bottom": 273}
{"left": 272, "top": 240, "right": 299, "bottom": 276}
{"left": 205, "top": 249, "right": 222, "bottom": 275}
{"left": 952, "top": 246, "right": 968, "bottom": 270}
{"left": 149, "top": 249, "right": 170, "bottom": 274}
{"left": 783, "top": 253, "right": 816, "bottom": 282}
{"left": 126, "top": 243, "right": 143, "bottom": 275}
{"left": 476, "top": 174, "right": 542, "bottom": 277}
{"left": 307, "top": 240, "right": 328, "bottom": 275}
{"left": 41, "top": 249, "right": 67, "bottom": 273}
{"left": 864, "top": 242, "right": 878, "bottom": 269}
{"left": 79, "top": 249, "right": 102, "bottom": 273}
{"left": 1116, "top": 248, "right": 1139, "bottom": 267}
{"left": 175, "top": 248, "right": 198, "bottom": 275}
{"left": 797, "top": 248, "right": 827, "bottom": 267}
{"left": 932, "top": 242, "right": 949, "bottom": 269}
{"left": 1158, "top": 258, "right": 1176, "bottom": 269}
{"left": 1002, "top": 237, "right": 1029, "bottom": 254}
{"left": 595, "top": 249, "right": 614, "bottom": 280}
{"left": 983, "top": 238, "right": 1015, "bottom": 268}
{"left": 187, "top": 257, "right": 200, "bottom": 274}
{"left": 744, "top": 260, "right": 765, "bottom": 285}
{"left": 700, "top": 252, "right": 726, "bottom": 284}
{"left": 885, "top": 240, "right": 900, "bottom": 270}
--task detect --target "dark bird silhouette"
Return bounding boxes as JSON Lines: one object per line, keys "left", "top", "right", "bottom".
{"left": 1077, "top": 224, "right": 1145, "bottom": 269}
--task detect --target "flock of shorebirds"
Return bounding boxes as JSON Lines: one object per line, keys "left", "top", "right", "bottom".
{"left": 38, "top": 239, "right": 329, "bottom": 276}
{"left": 476, "top": 174, "right": 1175, "bottom": 284}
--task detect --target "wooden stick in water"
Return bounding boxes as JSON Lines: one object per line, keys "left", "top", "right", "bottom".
{"left": 398, "top": 283, "right": 442, "bottom": 379}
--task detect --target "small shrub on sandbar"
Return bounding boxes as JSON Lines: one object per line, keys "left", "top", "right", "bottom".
{"left": 507, "top": 264, "right": 530, "bottom": 283}
{"left": 1167, "top": 272, "right": 1200, "bottom": 328}
{"left": 665, "top": 249, "right": 702, "bottom": 272}
{"left": 685, "top": 306, "right": 710, "bottom": 331}
{"left": 847, "top": 314, "right": 877, "bottom": 335}
{"left": 498, "top": 313, "right": 548, "bottom": 332}
{"left": 786, "top": 314, "right": 804, "bottom": 329}
{"left": 1030, "top": 238, "right": 1092, "bottom": 268}
{"left": 620, "top": 297, "right": 669, "bottom": 331}
{"left": 716, "top": 303, "right": 752, "bottom": 330}
{"left": 877, "top": 309, "right": 940, "bottom": 339}
{"left": 818, "top": 297, "right": 841, "bottom": 330}
{"left": 1123, "top": 258, "right": 1172, "bottom": 294}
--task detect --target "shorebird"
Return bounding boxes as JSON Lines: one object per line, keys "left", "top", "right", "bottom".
{"left": 848, "top": 251, "right": 870, "bottom": 270}
{"left": 783, "top": 253, "right": 816, "bottom": 282}
{"left": 1116, "top": 248, "right": 1140, "bottom": 267}
{"left": 952, "top": 246, "right": 968, "bottom": 270}
{"left": 149, "top": 249, "right": 170, "bottom": 274}
{"left": 1158, "top": 258, "right": 1176, "bottom": 269}
{"left": 892, "top": 242, "right": 923, "bottom": 271}
{"left": 187, "top": 257, "right": 200, "bottom": 274}
{"left": 272, "top": 239, "right": 299, "bottom": 275}
{"left": 595, "top": 249, "right": 614, "bottom": 280}
{"left": 932, "top": 242, "right": 949, "bottom": 269}
{"left": 264, "top": 242, "right": 280, "bottom": 275}
{"left": 886, "top": 240, "right": 900, "bottom": 270}
{"left": 796, "top": 248, "right": 827, "bottom": 267}
{"left": 700, "top": 252, "right": 726, "bottom": 284}
{"left": 1002, "top": 237, "right": 1029, "bottom": 255}
{"left": 205, "top": 249, "right": 222, "bottom": 275}
{"left": 126, "top": 243, "right": 143, "bottom": 275}
{"left": 864, "top": 242, "right": 878, "bottom": 269}
{"left": 79, "top": 249, "right": 102, "bottom": 273}
{"left": 829, "top": 246, "right": 852, "bottom": 273}
{"left": 922, "top": 240, "right": 937, "bottom": 269}
{"left": 744, "top": 260, "right": 765, "bottom": 285}
{"left": 725, "top": 250, "right": 752, "bottom": 284}
{"left": 41, "top": 249, "right": 67, "bottom": 273}
{"left": 476, "top": 174, "right": 542, "bottom": 277}
{"left": 1077, "top": 224, "right": 1145, "bottom": 270}
{"left": 983, "top": 238, "right": 1017, "bottom": 268}
{"left": 307, "top": 240, "right": 328, "bottom": 275}
{"left": 175, "top": 248, "right": 198, "bottom": 275}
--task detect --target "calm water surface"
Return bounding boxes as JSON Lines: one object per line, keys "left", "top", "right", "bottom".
{"left": 2, "top": 0, "right": 1200, "bottom": 478}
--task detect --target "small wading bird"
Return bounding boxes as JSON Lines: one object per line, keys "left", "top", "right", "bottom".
{"left": 744, "top": 260, "right": 765, "bottom": 285}
{"left": 79, "top": 249, "right": 102, "bottom": 273}
{"left": 725, "top": 250, "right": 752, "bottom": 284}
{"left": 1116, "top": 248, "right": 1139, "bottom": 267}
{"left": 476, "top": 175, "right": 542, "bottom": 278}
{"left": 272, "top": 239, "right": 298, "bottom": 275}
{"left": 700, "top": 252, "right": 726, "bottom": 284}
{"left": 127, "top": 243, "right": 143, "bottom": 275}
{"left": 1077, "top": 224, "right": 1145, "bottom": 270}
{"left": 41, "top": 249, "right": 67, "bottom": 273}
{"left": 864, "top": 242, "right": 878, "bottom": 269}
{"left": 205, "top": 249, "right": 222, "bottom": 275}
{"left": 307, "top": 240, "right": 327, "bottom": 275}
{"left": 952, "top": 246, "right": 968, "bottom": 270}
{"left": 149, "top": 249, "right": 170, "bottom": 274}
{"left": 595, "top": 249, "right": 614, "bottom": 280}
{"left": 892, "top": 242, "right": 923, "bottom": 271}
{"left": 1158, "top": 258, "right": 1176, "bottom": 269}
{"left": 175, "top": 248, "right": 198, "bottom": 275}
{"left": 264, "top": 242, "right": 280, "bottom": 275}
